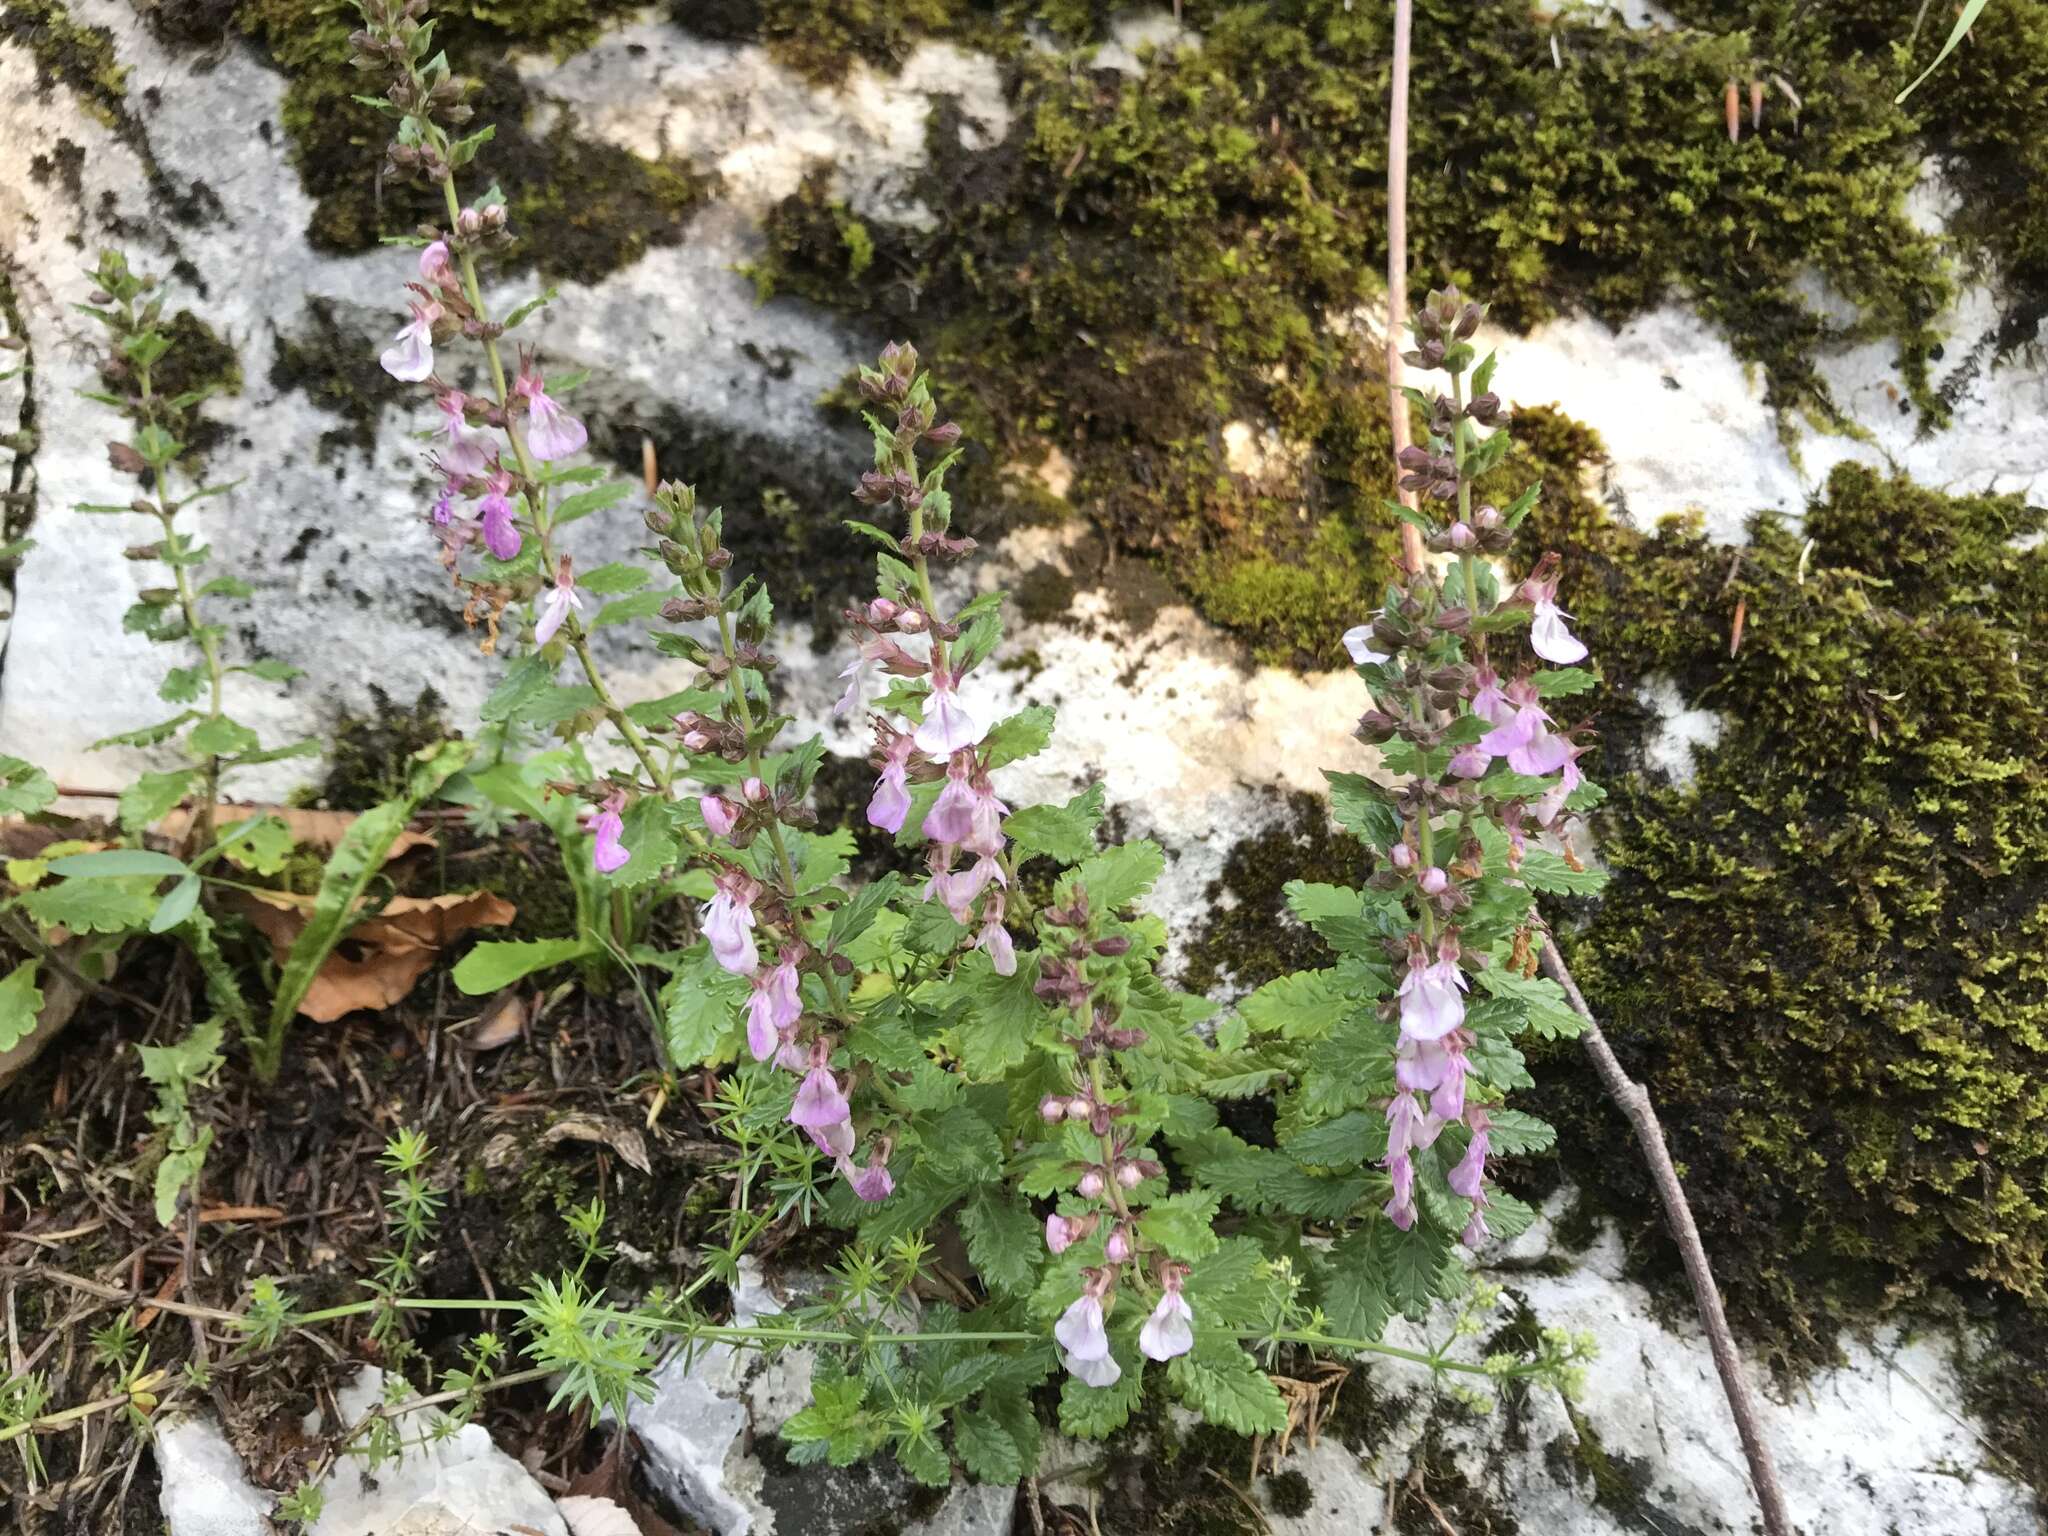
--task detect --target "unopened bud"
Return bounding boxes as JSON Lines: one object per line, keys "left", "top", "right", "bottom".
{"left": 1092, "top": 935, "right": 1131, "bottom": 957}
{"left": 1077, "top": 1168, "right": 1106, "bottom": 1199}
{"left": 1106, "top": 1226, "right": 1133, "bottom": 1263}
{"left": 742, "top": 776, "right": 768, "bottom": 802}
{"left": 1114, "top": 1161, "right": 1144, "bottom": 1190}
{"left": 1039, "top": 1095, "right": 1068, "bottom": 1124}
{"left": 1390, "top": 843, "right": 1416, "bottom": 869}
{"left": 1420, "top": 867, "right": 1449, "bottom": 895}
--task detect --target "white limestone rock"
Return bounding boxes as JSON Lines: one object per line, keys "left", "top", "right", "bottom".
{"left": 156, "top": 1415, "right": 276, "bottom": 1536}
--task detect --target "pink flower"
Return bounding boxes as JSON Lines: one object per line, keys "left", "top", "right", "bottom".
{"left": 1471, "top": 667, "right": 1513, "bottom": 728}
{"left": 789, "top": 1066, "right": 850, "bottom": 1130}
{"left": 1448, "top": 1123, "right": 1490, "bottom": 1199}
{"left": 1479, "top": 679, "right": 1570, "bottom": 776}
{"left": 1385, "top": 1090, "right": 1443, "bottom": 1160}
{"left": 807, "top": 1117, "right": 855, "bottom": 1159}
{"left": 926, "top": 853, "right": 1001, "bottom": 924}
{"left": 535, "top": 556, "right": 582, "bottom": 644}
{"left": 1433, "top": 1047, "right": 1471, "bottom": 1124}
{"left": 1343, "top": 618, "right": 1391, "bottom": 665}
{"left": 586, "top": 795, "right": 628, "bottom": 875}
{"left": 1054, "top": 1295, "right": 1110, "bottom": 1362}
{"left": 1046, "top": 1214, "right": 1082, "bottom": 1254}
{"left": 1462, "top": 1204, "right": 1491, "bottom": 1249}
{"left": 1448, "top": 744, "right": 1492, "bottom": 779}
{"left": 514, "top": 365, "right": 587, "bottom": 462}
{"left": 1063, "top": 1350, "right": 1121, "bottom": 1389}
{"left": 1105, "top": 1225, "right": 1133, "bottom": 1263}
{"left": 963, "top": 778, "right": 1009, "bottom": 860}
{"left": 1534, "top": 746, "right": 1586, "bottom": 828}
{"left": 701, "top": 794, "right": 739, "bottom": 839}
{"left": 746, "top": 960, "right": 802, "bottom": 1061}
{"left": 1385, "top": 1151, "right": 1417, "bottom": 1230}
{"left": 867, "top": 728, "right": 917, "bottom": 834}
{"left": 1397, "top": 946, "right": 1468, "bottom": 1041}
{"left": 1530, "top": 598, "right": 1588, "bottom": 664}
{"left": 922, "top": 755, "right": 976, "bottom": 845}
{"left": 703, "top": 871, "right": 762, "bottom": 974}
{"left": 914, "top": 672, "right": 983, "bottom": 757}
{"left": 839, "top": 1150, "right": 894, "bottom": 1203}
{"left": 419, "top": 240, "right": 453, "bottom": 285}
{"left": 379, "top": 300, "right": 440, "bottom": 382}
{"left": 1138, "top": 1279, "right": 1194, "bottom": 1362}
{"left": 975, "top": 913, "right": 1016, "bottom": 976}
{"left": 1395, "top": 1034, "right": 1452, "bottom": 1094}
{"left": 433, "top": 391, "right": 492, "bottom": 478}
{"left": 477, "top": 478, "right": 521, "bottom": 561}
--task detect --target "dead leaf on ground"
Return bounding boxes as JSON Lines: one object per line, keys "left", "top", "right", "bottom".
{"left": 0, "top": 934, "right": 117, "bottom": 1092}
{"left": 480, "top": 1115, "right": 652, "bottom": 1176}
{"left": 464, "top": 990, "right": 529, "bottom": 1051}
{"left": 226, "top": 888, "right": 515, "bottom": 1023}
{"left": 155, "top": 804, "right": 436, "bottom": 860}
{"left": 563, "top": 1434, "right": 690, "bottom": 1536}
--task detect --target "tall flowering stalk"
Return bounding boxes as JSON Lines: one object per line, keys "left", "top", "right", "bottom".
{"left": 1176, "top": 285, "right": 1606, "bottom": 1342}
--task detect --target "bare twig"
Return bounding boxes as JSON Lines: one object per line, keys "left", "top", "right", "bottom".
{"left": 1386, "top": 0, "right": 1425, "bottom": 576}
{"left": 1536, "top": 927, "right": 1793, "bottom": 1536}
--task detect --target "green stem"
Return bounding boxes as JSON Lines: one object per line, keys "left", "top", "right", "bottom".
{"left": 131, "top": 327, "right": 225, "bottom": 848}
{"left": 435, "top": 175, "right": 670, "bottom": 799}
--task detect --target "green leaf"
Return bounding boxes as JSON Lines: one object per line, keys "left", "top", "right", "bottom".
{"left": 1471, "top": 349, "right": 1498, "bottom": 395}
{"left": 502, "top": 283, "right": 558, "bottom": 329}
{"left": 271, "top": 742, "right": 472, "bottom": 1030}
{"left": 1372, "top": 1217, "right": 1455, "bottom": 1317}
{"left": 660, "top": 947, "right": 748, "bottom": 1067}
{"left": 21, "top": 878, "right": 160, "bottom": 934}
{"left": 46, "top": 849, "right": 189, "bottom": 879}
{"left": 0, "top": 757, "right": 58, "bottom": 817}
{"left": 959, "top": 1188, "right": 1041, "bottom": 1296}
{"left": 154, "top": 1126, "right": 214, "bottom": 1227}
{"left": 1059, "top": 840, "right": 1164, "bottom": 913}
{"left": 1501, "top": 482, "right": 1540, "bottom": 530}
{"left": 591, "top": 590, "right": 672, "bottom": 631}
{"left": 1281, "top": 1110, "right": 1383, "bottom": 1170}
{"left": 1481, "top": 1108, "right": 1556, "bottom": 1157}
{"left": 1237, "top": 968, "right": 1352, "bottom": 1040}
{"left": 793, "top": 826, "right": 857, "bottom": 895}
{"left": 776, "top": 735, "right": 827, "bottom": 802}
{"left": 948, "top": 950, "right": 1043, "bottom": 1078}
{"left": 1324, "top": 770, "right": 1399, "bottom": 850}
{"left": 827, "top": 873, "right": 899, "bottom": 953}
{"left": 608, "top": 794, "right": 679, "bottom": 890}
{"left": 982, "top": 706, "right": 1055, "bottom": 768}
{"left": 575, "top": 562, "right": 649, "bottom": 595}
{"left": 232, "top": 658, "right": 303, "bottom": 684}
{"left": 150, "top": 875, "right": 201, "bottom": 933}
{"left": 1516, "top": 848, "right": 1608, "bottom": 896}
{"left": 93, "top": 713, "right": 196, "bottom": 751}
{"left": 1003, "top": 782, "right": 1105, "bottom": 865}
{"left": 1167, "top": 1337, "right": 1287, "bottom": 1434}
{"left": 0, "top": 962, "right": 43, "bottom": 1053}
{"left": 187, "top": 715, "right": 260, "bottom": 757}
{"left": 1476, "top": 965, "right": 1583, "bottom": 1039}
{"left": 1057, "top": 1342, "right": 1142, "bottom": 1437}
{"left": 1896, "top": 0, "right": 1988, "bottom": 101}
{"left": 1136, "top": 1189, "right": 1222, "bottom": 1261}
{"left": 479, "top": 655, "right": 557, "bottom": 724}
{"left": 952, "top": 1406, "right": 1026, "bottom": 1484}
{"left": 217, "top": 814, "right": 296, "bottom": 876}
{"left": 1319, "top": 1229, "right": 1391, "bottom": 1344}
{"left": 159, "top": 664, "right": 206, "bottom": 704}
{"left": 197, "top": 575, "right": 254, "bottom": 600}
{"left": 452, "top": 937, "right": 593, "bottom": 995}
{"left": 1533, "top": 666, "right": 1597, "bottom": 698}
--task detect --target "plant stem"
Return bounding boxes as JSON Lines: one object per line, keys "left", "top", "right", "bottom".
{"left": 0, "top": 1391, "right": 133, "bottom": 1448}
{"left": 129, "top": 324, "right": 225, "bottom": 848}
{"left": 436, "top": 175, "right": 670, "bottom": 799}
{"left": 1386, "top": 0, "right": 1424, "bottom": 577}
{"left": 1534, "top": 923, "right": 1792, "bottom": 1536}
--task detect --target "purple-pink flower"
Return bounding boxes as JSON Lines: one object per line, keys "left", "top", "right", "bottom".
{"left": 433, "top": 390, "right": 492, "bottom": 478}
{"left": 1054, "top": 1294, "right": 1110, "bottom": 1362}
{"left": 839, "top": 1149, "right": 894, "bottom": 1203}
{"left": 703, "top": 871, "right": 762, "bottom": 975}
{"left": 746, "top": 959, "right": 802, "bottom": 1062}
{"left": 789, "top": 1065, "right": 850, "bottom": 1130}
{"left": 867, "top": 727, "right": 917, "bottom": 834}
{"left": 914, "top": 671, "right": 983, "bottom": 757}
{"left": 586, "top": 794, "right": 628, "bottom": 875}
{"left": 535, "top": 556, "right": 582, "bottom": 644}
{"left": 1342, "top": 617, "right": 1391, "bottom": 665}
{"left": 1385, "top": 1150, "right": 1417, "bottom": 1230}
{"left": 1396, "top": 943, "right": 1468, "bottom": 1042}
{"left": 419, "top": 240, "right": 453, "bottom": 286}
{"left": 701, "top": 794, "right": 740, "bottom": 839}
{"left": 1478, "top": 678, "right": 1571, "bottom": 776}
{"left": 476, "top": 474, "right": 521, "bottom": 561}
{"left": 922, "top": 754, "right": 976, "bottom": 845}
{"left": 513, "top": 364, "right": 588, "bottom": 462}
{"left": 1448, "top": 1119, "right": 1490, "bottom": 1200}
{"left": 379, "top": 299, "right": 441, "bottom": 383}
{"left": 1138, "top": 1273, "right": 1194, "bottom": 1362}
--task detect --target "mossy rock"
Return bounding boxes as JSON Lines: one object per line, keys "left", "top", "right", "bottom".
{"left": 1516, "top": 457, "right": 2048, "bottom": 1343}
{"left": 745, "top": 0, "right": 1963, "bottom": 661}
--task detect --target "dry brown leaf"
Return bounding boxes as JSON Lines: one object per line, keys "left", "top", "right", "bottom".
{"left": 465, "top": 990, "right": 530, "bottom": 1051}
{"left": 226, "top": 888, "right": 516, "bottom": 1023}
{"left": 540, "top": 1115, "right": 653, "bottom": 1175}
{"left": 0, "top": 934, "right": 112, "bottom": 1091}
{"left": 155, "top": 804, "right": 436, "bottom": 860}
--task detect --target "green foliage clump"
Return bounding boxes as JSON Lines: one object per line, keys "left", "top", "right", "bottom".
{"left": 750, "top": 1, "right": 1950, "bottom": 661}
{"left": 1521, "top": 460, "right": 2048, "bottom": 1332}
{"left": 213, "top": 1, "right": 705, "bottom": 282}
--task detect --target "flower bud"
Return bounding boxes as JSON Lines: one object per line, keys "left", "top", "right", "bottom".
{"left": 1420, "top": 867, "right": 1449, "bottom": 895}
{"left": 896, "top": 608, "right": 927, "bottom": 633}
{"left": 682, "top": 730, "right": 712, "bottom": 752}
{"left": 1106, "top": 1226, "right": 1133, "bottom": 1263}
{"left": 1390, "top": 842, "right": 1415, "bottom": 869}
{"left": 1065, "top": 1096, "right": 1094, "bottom": 1122}
{"left": 742, "top": 776, "right": 768, "bottom": 803}
{"left": 1448, "top": 521, "right": 1476, "bottom": 550}
{"left": 866, "top": 597, "right": 900, "bottom": 626}
{"left": 1078, "top": 1168, "right": 1107, "bottom": 1199}
{"left": 1040, "top": 1095, "right": 1069, "bottom": 1123}
{"left": 1115, "top": 1160, "right": 1144, "bottom": 1190}
{"left": 1092, "top": 935, "right": 1132, "bottom": 957}
{"left": 1473, "top": 503, "right": 1501, "bottom": 530}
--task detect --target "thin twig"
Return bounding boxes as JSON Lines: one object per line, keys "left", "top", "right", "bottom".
{"left": 1536, "top": 925, "right": 1794, "bottom": 1536}
{"left": 1386, "top": 0, "right": 1425, "bottom": 576}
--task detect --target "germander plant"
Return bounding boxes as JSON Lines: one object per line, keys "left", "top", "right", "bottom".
{"left": 276, "top": 0, "right": 1599, "bottom": 1504}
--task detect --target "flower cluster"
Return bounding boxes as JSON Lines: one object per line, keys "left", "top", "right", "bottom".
{"left": 1352, "top": 285, "right": 1598, "bottom": 1250}
{"left": 841, "top": 345, "right": 1016, "bottom": 974}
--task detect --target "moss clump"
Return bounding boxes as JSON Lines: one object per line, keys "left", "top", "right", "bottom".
{"left": 683, "top": 0, "right": 967, "bottom": 84}
{"left": 1, "top": 0, "right": 129, "bottom": 130}
{"left": 749, "top": 1, "right": 1952, "bottom": 661}
{"left": 316, "top": 686, "right": 451, "bottom": 811}
{"left": 1263, "top": 1468, "right": 1313, "bottom": 1519}
{"left": 1181, "top": 791, "right": 1360, "bottom": 997}
{"left": 269, "top": 297, "right": 410, "bottom": 460}
{"left": 1518, "top": 459, "right": 2048, "bottom": 1341}
{"left": 217, "top": 3, "right": 706, "bottom": 283}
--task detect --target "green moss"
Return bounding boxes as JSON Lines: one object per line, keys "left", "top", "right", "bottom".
{"left": 316, "top": 686, "right": 452, "bottom": 810}
{"left": 1263, "top": 1468, "right": 1313, "bottom": 1519}
{"left": 213, "top": 3, "right": 706, "bottom": 282}
{"left": 1, "top": 0, "right": 129, "bottom": 130}
{"left": 747, "top": 1, "right": 1958, "bottom": 661}
{"left": 1182, "top": 790, "right": 1360, "bottom": 997}
{"left": 1516, "top": 458, "right": 2048, "bottom": 1344}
